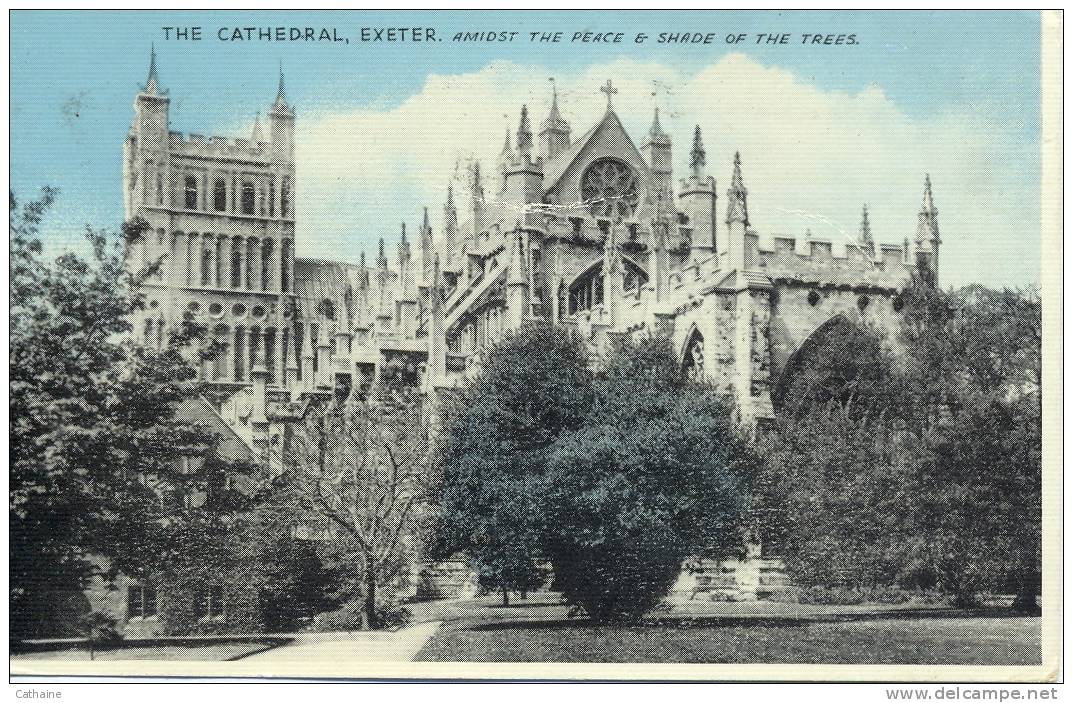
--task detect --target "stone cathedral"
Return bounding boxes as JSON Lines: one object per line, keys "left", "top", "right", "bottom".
{"left": 125, "top": 52, "right": 940, "bottom": 463}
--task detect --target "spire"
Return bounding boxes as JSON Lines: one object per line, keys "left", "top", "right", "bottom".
{"left": 541, "top": 79, "right": 570, "bottom": 133}
{"left": 442, "top": 184, "right": 458, "bottom": 267}
{"left": 251, "top": 111, "right": 264, "bottom": 143}
{"left": 726, "top": 151, "right": 750, "bottom": 226}
{"left": 377, "top": 237, "right": 388, "bottom": 269}
{"left": 400, "top": 221, "right": 407, "bottom": 245}
{"left": 915, "top": 174, "right": 940, "bottom": 247}
{"left": 144, "top": 45, "right": 160, "bottom": 95}
{"left": 358, "top": 251, "right": 370, "bottom": 288}
{"left": 648, "top": 107, "right": 670, "bottom": 146}
{"left": 690, "top": 125, "right": 707, "bottom": 180}
{"left": 421, "top": 207, "right": 434, "bottom": 281}
{"left": 859, "top": 204, "right": 875, "bottom": 256}
{"left": 272, "top": 63, "right": 291, "bottom": 114}
{"left": 516, "top": 104, "right": 533, "bottom": 156}
{"left": 499, "top": 127, "right": 514, "bottom": 167}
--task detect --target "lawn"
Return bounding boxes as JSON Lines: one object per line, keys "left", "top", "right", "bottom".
{"left": 412, "top": 595, "right": 1041, "bottom": 665}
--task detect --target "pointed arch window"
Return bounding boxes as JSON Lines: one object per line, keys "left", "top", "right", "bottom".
{"left": 682, "top": 328, "right": 705, "bottom": 380}
{"left": 281, "top": 177, "right": 291, "bottom": 218}
{"left": 184, "top": 177, "right": 198, "bottom": 209}
{"left": 213, "top": 179, "right": 227, "bottom": 212}
{"left": 201, "top": 247, "right": 212, "bottom": 286}
{"left": 280, "top": 240, "right": 291, "bottom": 292}
{"left": 241, "top": 182, "right": 255, "bottom": 215}
{"left": 566, "top": 259, "right": 648, "bottom": 315}
{"left": 261, "top": 239, "right": 273, "bottom": 291}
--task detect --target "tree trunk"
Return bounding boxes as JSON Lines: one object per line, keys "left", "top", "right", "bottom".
{"left": 502, "top": 585, "right": 509, "bottom": 607}
{"left": 363, "top": 568, "right": 378, "bottom": 630}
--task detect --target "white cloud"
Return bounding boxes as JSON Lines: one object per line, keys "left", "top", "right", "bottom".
{"left": 293, "top": 53, "right": 1039, "bottom": 289}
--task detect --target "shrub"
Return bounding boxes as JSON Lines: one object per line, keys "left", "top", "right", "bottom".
{"left": 312, "top": 599, "right": 412, "bottom": 632}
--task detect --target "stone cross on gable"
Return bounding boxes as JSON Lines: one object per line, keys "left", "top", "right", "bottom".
{"left": 600, "top": 79, "right": 617, "bottom": 109}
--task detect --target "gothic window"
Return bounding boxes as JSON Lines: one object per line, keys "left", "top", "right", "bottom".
{"left": 281, "top": 328, "right": 290, "bottom": 379}
{"left": 281, "top": 177, "right": 291, "bottom": 218}
{"left": 184, "top": 177, "right": 198, "bottom": 209}
{"left": 213, "top": 179, "right": 227, "bottom": 212}
{"left": 568, "top": 266, "right": 604, "bottom": 315}
{"left": 566, "top": 259, "right": 648, "bottom": 315}
{"left": 233, "top": 327, "right": 246, "bottom": 382}
{"left": 248, "top": 327, "right": 261, "bottom": 377}
{"left": 319, "top": 299, "right": 336, "bottom": 321}
{"left": 127, "top": 586, "right": 157, "bottom": 618}
{"left": 201, "top": 248, "right": 212, "bottom": 286}
{"left": 581, "top": 158, "right": 639, "bottom": 218}
{"left": 261, "top": 239, "right": 273, "bottom": 291}
{"left": 682, "top": 329, "right": 705, "bottom": 381}
{"left": 245, "top": 239, "right": 256, "bottom": 289}
{"left": 264, "top": 328, "right": 276, "bottom": 384}
{"left": 241, "top": 182, "right": 255, "bottom": 215}
{"left": 230, "top": 248, "right": 242, "bottom": 289}
{"left": 156, "top": 174, "right": 164, "bottom": 205}
{"left": 258, "top": 187, "right": 266, "bottom": 216}
{"left": 280, "top": 240, "right": 291, "bottom": 292}
{"left": 269, "top": 181, "right": 276, "bottom": 217}
{"left": 294, "top": 322, "right": 304, "bottom": 381}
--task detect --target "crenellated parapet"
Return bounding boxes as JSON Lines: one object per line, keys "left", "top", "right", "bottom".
{"left": 168, "top": 131, "right": 273, "bottom": 161}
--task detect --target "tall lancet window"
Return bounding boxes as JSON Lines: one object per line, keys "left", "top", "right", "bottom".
{"left": 241, "top": 182, "right": 255, "bottom": 215}
{"left": 213, "top": 179, "right": 227, "bottom": 212}
{"left": 184, "top": 177, "right": 198, "bottom": 209}
{"left": 281, "top": 177, "right": 291, "bottom": 218}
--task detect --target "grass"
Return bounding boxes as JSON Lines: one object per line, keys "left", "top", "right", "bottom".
{"left": 412, "top": 594, "right": 1042, "bottom": 665}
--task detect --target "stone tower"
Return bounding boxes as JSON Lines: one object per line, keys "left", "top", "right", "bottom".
{"left": 123, "top": 50, "right": 297, "bottom": 388}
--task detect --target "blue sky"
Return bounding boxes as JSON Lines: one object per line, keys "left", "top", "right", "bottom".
{"left": 10, "top": 10, "right": 1042, "bottom": 288}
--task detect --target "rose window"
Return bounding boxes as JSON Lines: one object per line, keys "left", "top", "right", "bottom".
{"left": 581, "top": 158, "right": 639, "bottom": 218}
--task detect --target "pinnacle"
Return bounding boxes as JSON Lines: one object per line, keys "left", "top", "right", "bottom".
{"left": 690, "top": 125, "right": 706, "bottom": 178}
{"left": 273, "top": 63, "right": 290, "bottom": 113}
{"left": 730, "top": 151, "right": 746, "bottom": 190}
{"left": 144, "top": 44, "right": 160, "bottom": 94}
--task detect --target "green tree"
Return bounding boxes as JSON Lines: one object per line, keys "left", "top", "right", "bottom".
{"left": 10, "top": 190, "right": 253, "bottom": 636}
{"left": 756, "top": 279, "right": 1041, "bottom": 609}
{"left": 900, "top": 283, "right": 1042, "bottom": 609}
{"left": 438, "top": 326, "right": 750, "bottom": 620}
{"left": 546, "top": 335, "right": 749, "bottom": 620}
{"left": 436, "top": 324, "right": 592, "bottom": 606}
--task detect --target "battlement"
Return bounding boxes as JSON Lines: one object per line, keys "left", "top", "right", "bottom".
{"left": 168, "top": 131, "right": 272, "bottom": 161}
{"left": 753, "top": 231, "right": 913, "bottom": 290}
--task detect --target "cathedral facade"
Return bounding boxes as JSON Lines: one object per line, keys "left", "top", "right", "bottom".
{"left": 124, "top": 52, "right": 940, "bottom": 453}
